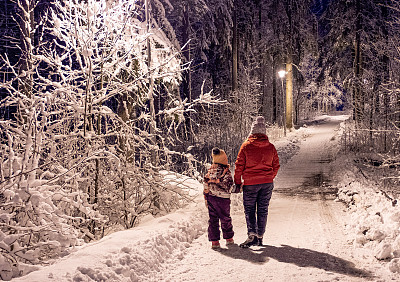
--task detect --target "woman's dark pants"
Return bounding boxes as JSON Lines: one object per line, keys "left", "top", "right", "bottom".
{"left": 242, "top": 183, "right": 274, "bottom": 237}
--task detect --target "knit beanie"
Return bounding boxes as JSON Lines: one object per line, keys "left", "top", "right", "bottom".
{"left": 250, "top": 116, "right": 267, "bottom": 135}
{"left": 211, "top": 147, "right": 228, "bottom": 166}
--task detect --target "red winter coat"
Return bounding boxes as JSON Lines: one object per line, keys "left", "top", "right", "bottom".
{"left": 234, "top": 133, "right": 280, "bottom": 186}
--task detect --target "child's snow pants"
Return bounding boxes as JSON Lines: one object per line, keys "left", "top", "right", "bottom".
{"left": 205, "top": 194, "right": 234, "bottom": 241}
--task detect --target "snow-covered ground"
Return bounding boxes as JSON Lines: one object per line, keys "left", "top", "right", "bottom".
{"left": 14, "top": 115, "right": 400, "bottom": 281}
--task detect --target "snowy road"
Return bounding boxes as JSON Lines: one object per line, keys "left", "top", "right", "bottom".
{"left": 15, "top": 116, "right": 395, "bottom": 282}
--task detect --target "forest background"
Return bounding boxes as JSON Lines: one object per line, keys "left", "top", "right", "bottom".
{"left": 0, "top": 0, "right": 399, "bottom": 278}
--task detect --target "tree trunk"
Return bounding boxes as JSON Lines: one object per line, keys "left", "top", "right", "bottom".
{"left": 145, "top": 0, "right": 157, "bottom": 166}
{"left": 258, "top": 1, "right": 265, "bottom": 116}
{"left": 272, "top": 54, "right": 277, "bottom": 123}
{"left": 286, "top": 60, "right": 293, "bottom": 129}
{"left": 295, "top": 87, "right": 300, "bottom": 124}
{"left": 18, "top": 0, "right": 34, "bottom": 99}
{"left": 285, "top": 0, "right": 294, "bottom": 130}
{"left": 381, "top": 0, "right": 391, "bottom": 150}
{"left": 259, "top": 55, "right": 267, "bottom": 116}
{"left": 353, "top": 0, "right": 363, "bottom": 124}
{"left": 232, "top": 0, "right": 238, "bottom": 92}
{"left": 182, "top": 3, "right": 193, "bottom": 141}
{"left": 94, "top": 62, "right": 104, "bottom": 206}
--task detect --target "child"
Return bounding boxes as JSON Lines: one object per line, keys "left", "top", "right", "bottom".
{"left": 203, "top": 147, "right": 234, "bottom": 249}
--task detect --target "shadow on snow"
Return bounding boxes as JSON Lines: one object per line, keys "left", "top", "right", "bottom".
{"left": 217, "top": 244, "right": 373, "bottom": 279}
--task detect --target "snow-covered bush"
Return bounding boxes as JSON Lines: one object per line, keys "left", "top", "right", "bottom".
{"left": 0, "top": 0, "right": 218, "bottom": 279}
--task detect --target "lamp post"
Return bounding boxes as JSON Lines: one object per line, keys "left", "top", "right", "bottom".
{"left": 278, "top": 70, "right": 286, "bottom": 136}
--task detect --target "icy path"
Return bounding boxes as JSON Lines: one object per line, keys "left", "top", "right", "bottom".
{"left": 15, "top": 116, "right": 395, "bottom": 282}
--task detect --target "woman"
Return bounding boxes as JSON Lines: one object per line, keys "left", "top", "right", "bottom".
{"left": 234, "top": 116, "right": 280, "bottom": 248}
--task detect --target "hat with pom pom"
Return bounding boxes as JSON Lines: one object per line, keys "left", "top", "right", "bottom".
{"left": 250, "top": 116, "right": 267, "bottom": 135}
{"left": 212, "top": 147, "right": 228, "bottom": 166}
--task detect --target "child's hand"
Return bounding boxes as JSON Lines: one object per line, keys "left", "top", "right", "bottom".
{"left": 205, "top": 200, "right": 208, "bottom": 208}
{"left": 235, "top": 184, "right": 242, "bottom": 192}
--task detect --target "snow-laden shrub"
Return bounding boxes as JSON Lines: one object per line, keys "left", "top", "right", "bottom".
{"left": 0, "top": 103, "right": 105, "bottom": 279}
{"left": 0, "top": 0, "right": 219, "bottom": 278}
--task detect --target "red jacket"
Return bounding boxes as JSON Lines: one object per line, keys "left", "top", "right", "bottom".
{"left": 234, "top": 133, "right": 280, "bottom": 185}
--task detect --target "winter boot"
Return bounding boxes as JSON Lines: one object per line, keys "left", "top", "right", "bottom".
{"left": 239, "top": 235, "right": 258, "bottom": 248}
{"left": 226, "top": 238, "right": 234, "bottom": 245}
{"left": 257, "top": 237, "right": 263, "bottom": 246}
{"left": 211, "top": 241, "right": 220, "bottom": 249}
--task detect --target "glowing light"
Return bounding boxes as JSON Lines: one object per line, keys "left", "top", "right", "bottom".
{"left": 278, "top": 70, "right": 286, "bottom": 78}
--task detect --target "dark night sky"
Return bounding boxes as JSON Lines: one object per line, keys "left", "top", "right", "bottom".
{"left": 311, "top": 0, "right": 331, "bottom": 18}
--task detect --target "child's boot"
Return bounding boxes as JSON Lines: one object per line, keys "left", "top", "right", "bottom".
{"left": 211, "top": 241, "right": 220, "bottom": 249}
{"left": 226, "top": 238, "right": 234, "bottom": 245}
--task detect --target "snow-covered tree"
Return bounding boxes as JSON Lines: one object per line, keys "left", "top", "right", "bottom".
{"left": 0, "top": 0, "right": 221, "bottom": 278}
{"left": 0, "top": 1, "right": 102, "bottom": 278}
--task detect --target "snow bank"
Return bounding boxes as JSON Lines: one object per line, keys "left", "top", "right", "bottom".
{"left": 273, "top": 126, "right": 309, "bottom": 166}
{"left": 15, "top": 182, "right": 208, "bottom": 282}
{"left": 335, "top": 159, "right": 400, "bottom": 273}
{"left": 324, "top": 115, "right": 400, "bottom": 273}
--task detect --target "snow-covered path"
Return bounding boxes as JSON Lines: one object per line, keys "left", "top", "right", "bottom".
{"left": 15, "top": 116, "right": 395, "bottom": 282}
{"left": 152, "top": 117, "right": 382, "bottom": 282}
{"left": 274, "top": 118, "right": 339, "bottom": 199}
{"left": 155, "top": 197, "right": 370, "bottom": 282}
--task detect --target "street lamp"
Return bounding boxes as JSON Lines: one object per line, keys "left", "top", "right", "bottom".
{"left": 278, "top": 70, "right": 286, "bottom": 79}
{"left": 278, "top": 70, "right": 286, "bottom": 136}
